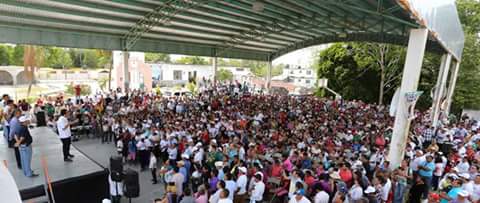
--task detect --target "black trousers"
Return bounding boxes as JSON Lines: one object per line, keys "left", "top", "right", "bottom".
{"left": 151, "top": 168, "right": 157, "bottom": 183}
{"left": 60, "top": 137, "right": 71, "bottom": 160}
{"left": 9, "top": 139, "right": 22, "bottom": 169}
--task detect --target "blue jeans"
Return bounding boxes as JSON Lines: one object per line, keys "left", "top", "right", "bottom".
{"left": 19, "top": 145, "right": 33, "bottom": 177}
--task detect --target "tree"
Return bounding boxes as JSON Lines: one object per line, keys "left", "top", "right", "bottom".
{"left": 314, "top": 43, "right": 380, "bottom": 102}
{"left": 145, "top": 52, "right": 170, "bottom": 63}
{"left": 249, "top": 62, "right": 283, "bottom": 78}
{"left": 82, "top": 49, "right": 98, "bottom": 68}
{"left": 43, "top": 47, "right": 72, "bottom": 69}
{"left": 354, "top": 43, "right": 405, "bottom": 105}
{"left": 175, "top": 56, "right": 209, "bottom": 65}
{"left": 11, "top": 45, "right": 24, "bottom": 66}
{"left": 0, "top": 45, "right": 10, "bottom": 65}
{"left": 216, "top": 69, "right": 233, "bottom": 81}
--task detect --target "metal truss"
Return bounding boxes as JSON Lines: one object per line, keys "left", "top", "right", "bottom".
{"left": 216, "top": 17, "right": 322, "bottom": 58}
{"left": 122, "top": 0, "right": 209, "bottom": 50}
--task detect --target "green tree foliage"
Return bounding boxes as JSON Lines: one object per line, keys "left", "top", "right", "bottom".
{"left": 11, "top": 45, "right": 24, "bottom": 66}
{"left": 314, "top": 0, "right": 480, "bottom": 114}
{"left": 0, "top": 45, "right": 11, "bottom": 65}
{"left": 314, "top": 43, "right": 381, "bottom": 102}
{"left": 145, "top": 52, "right": 170, "bottom": 63}
{"left": 43, "top": 47, "right": 72, "bottom": 68}
{"left": 249, "top": 62, "right": 283, "bottom": 78}
{"left": 216, "top": 69, "right": 233, "bottom": 81}
{"left": 82, "top": 49, "right": 98, "bottom": 68}
{"left": 175, "top": 56, "right": 209, "bottom": 65}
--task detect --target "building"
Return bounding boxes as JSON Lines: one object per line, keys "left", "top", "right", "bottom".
{"left": 149, "top": 63, "right": 252, "bottom": 86}
{"left": 273, "top": 64, "right": 317, "bottom": 88}
{"left": 112, "top": 51, "right": 152, "bottom": 91}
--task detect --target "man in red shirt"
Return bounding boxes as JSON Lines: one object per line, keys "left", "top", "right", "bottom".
{"left": 74, "top": 84, "right": 81, "bottom": 104}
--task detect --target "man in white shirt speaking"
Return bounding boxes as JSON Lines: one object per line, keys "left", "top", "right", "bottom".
{"left": 57, "top": 109, "right": 74, "bottom": 162}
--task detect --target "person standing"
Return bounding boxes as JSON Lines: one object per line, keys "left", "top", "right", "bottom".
{"left": 234, "top": 167, "right": 248, "bottom": 203}
{"left": 149, "top": 150, "right": 158, "bottom": 184}
{"left": 249, "top": 173, "right": 265, "bottom": 203}
{"left": 57, "top": 109, "right": 74, "bottom": 162}
{"left": 15, "top": 115, "right": 38, "bottom": 177}
{"left": 9, "top": 109, "right": 23, "bottom": 169}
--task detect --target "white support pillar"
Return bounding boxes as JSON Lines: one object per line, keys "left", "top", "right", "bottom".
{"left": 388, "top": 28, "right": 428, "bottom": 169}
{"left": 123, "top": 51, "right": 130, "bottom": 93}
{"left": 266, "top": 61, "right": 272, "bottom": 92}
{"left": 445, "top": 61, "right": 460, "bottom": 115}
{"left": 431, "top": 54, "right": 447, "bottom": 121}
{"left": 212, "top": 56, "right": 218, "bottom": 86}
{"left": 432, "top": 54, "right": 452, "bottom": 128}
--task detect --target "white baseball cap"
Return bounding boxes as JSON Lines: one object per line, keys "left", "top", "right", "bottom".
{"left": 19, "top": 115, "right": 31, "bottom": 122}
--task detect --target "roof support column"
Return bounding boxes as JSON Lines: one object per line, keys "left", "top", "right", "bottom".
{"left": 445, "top": 60, "right": 461, "bottom": 115}
{"left": 266, "top": 60, "right": 272, "bottom": 93}
{"left": 212, "top": 56, "right": 218, "bottom": 87}
{"left": 388, "top": 28, "right": 428, "bottom": 170}
{"left": 123, "top": 51, "right": 130, "bottom": 93}
{"left": 431, "top": 54, "right": 452, "bottom": 129}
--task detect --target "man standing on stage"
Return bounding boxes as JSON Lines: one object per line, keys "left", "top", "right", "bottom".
{"left": 57, "top": 109, "right": 74, "bottom": 162}
{"left": 9, "top": 109, "right": 23, "bottom": 169}
{"left": 15, "top": 115, "right": 38, "bottom": 177}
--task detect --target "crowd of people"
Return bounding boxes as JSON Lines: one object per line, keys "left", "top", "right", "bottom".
{"left": 2, "top": 82, "right": 480, "bottom": 203}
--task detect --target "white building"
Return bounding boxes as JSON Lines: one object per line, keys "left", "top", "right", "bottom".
{"left": 149, "top": 63, "right": 252, "bottom": 86}
{"left": 273, "top": 64, "right": 317, "bottom": 88}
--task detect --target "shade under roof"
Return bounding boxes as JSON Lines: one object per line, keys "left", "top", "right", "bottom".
{"left": 0, "top": 0, "right": 464, "bottom": 61}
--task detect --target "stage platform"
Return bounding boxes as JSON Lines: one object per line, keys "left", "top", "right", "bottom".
{"left": 0, "top": 127, "right": 109, "bottom": 202}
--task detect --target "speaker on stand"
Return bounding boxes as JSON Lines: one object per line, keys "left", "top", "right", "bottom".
{"left": 109, "top": 156, "right": 123, "bottom": 203}
{"left": 124, "top": 169, "right": 140, "bottom": 203}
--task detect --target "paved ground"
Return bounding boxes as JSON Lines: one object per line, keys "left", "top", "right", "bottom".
{"left": 73, "top": 137, "right": 165, "bottom": 203}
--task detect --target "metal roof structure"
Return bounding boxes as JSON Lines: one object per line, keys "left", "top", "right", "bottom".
{"left": 0, "top": 0, "right": 464, "bottom": 61}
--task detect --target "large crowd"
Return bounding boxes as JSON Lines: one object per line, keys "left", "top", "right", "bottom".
{"left": 2, "top": 82, "right": 480, "bottom": 203}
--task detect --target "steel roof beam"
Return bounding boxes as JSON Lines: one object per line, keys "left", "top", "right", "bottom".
{"left": 123, "top": 0, "right": 209, "bottom": 50}
{"left": 218, "top": 0, "right": 333, "bottom": 37}
{"left": 129, "top": 0, "right": 310, "bottom": 42}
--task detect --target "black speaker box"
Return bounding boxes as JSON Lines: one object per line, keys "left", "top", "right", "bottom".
{"left": 124, "top": 169, "right": 140, "bottom": 198}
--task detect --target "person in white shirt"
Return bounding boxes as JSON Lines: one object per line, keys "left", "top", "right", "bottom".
{"left": 57, "top": 109, "right": 74, "bottom": 162}
{"left": 289, "top": 192, "right": 311, "bottom": 203}
{"left": 380, "top": 177, "right": 392, "bottom": 203}
{"left": 249, "top": 173, "right": 265, "bottom": 203}
{"left": 224, "top": 173, "right": 236, "bottom": 200}
{"left": 210, "top": 180, "right": 226, "bottom": 203}
{"left": 348, "top": 179, "right": 364, "bottom": 202}
{"left": 234, "top": 167, "right": 248, "bottom": 203}
{"left": 313, "top": 185, "right": 329, "bottom": 203}
{"left": 218, "top": 189, "right": 233, "bottom": 203}
{"left": 149, "top": 151, "right": 158, "bottom": 184}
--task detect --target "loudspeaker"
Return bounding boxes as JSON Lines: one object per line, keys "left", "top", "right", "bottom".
{"left": 124, "top": 169, "right": 140, "bottom": 198}
{"left": 36, "top": 111, "right": 46, "bottom": 127}
{"left": 110, "top": 156, "right": 123, "bottom": 182}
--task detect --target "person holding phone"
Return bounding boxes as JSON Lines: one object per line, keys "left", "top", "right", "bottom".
{"left": 57, "top": 109, "right": 74, "bottom": 162}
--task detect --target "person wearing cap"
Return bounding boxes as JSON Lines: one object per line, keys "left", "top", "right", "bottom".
{"left": 15, "top": 115, "right": 38, "bottom": 177}
{"left": 249, "top": 173, "right": 265, "bottom": 203}
{"left": 440, "top": 179, "right": 463, "bottom": 203}
{"left": 453, "top": 190, "right": 470, "bottom": 203}
{"left": 234, "top": 166, "right": 248, "bottom": 203}
{"left": 364, "top": 186, "right": 377, "bottom": 203}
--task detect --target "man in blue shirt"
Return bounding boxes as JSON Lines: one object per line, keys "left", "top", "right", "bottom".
{"left": 418, "top": 155, "right": 435, "bottom": 199}
{"left": 9, "top": 109, "right": 22, "bottom": 169}
{"left": 440, "top": 179, "right": 463, "bottom": 203}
